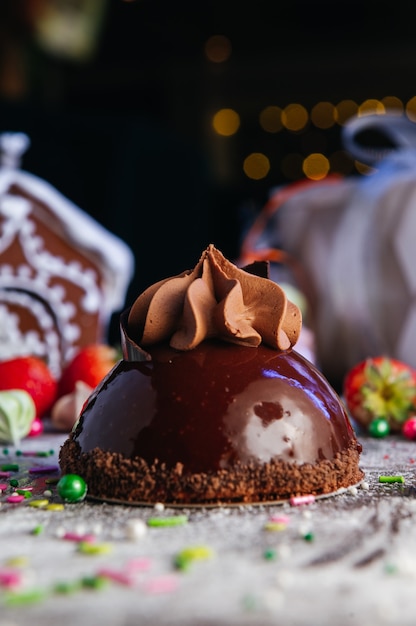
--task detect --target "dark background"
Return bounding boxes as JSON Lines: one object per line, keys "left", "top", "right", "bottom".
{"left": 1, "top": 0, "right": 416, "bottom": 340}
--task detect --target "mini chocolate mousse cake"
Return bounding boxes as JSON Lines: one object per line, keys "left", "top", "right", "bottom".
{"left": 59, "top": 245, "right": 364, "bottom": 505}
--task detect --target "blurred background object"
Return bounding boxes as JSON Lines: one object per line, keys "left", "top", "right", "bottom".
{"left": 1, "top": 0, "right": 416, "bottom": 345}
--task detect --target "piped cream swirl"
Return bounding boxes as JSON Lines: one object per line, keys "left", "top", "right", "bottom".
{"left": 127, "top": 244, "right": 302, "bottom": 351}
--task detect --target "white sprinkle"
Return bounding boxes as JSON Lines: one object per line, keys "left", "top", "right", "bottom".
{"left": 360, "top": 481, "right": 370, "bottom": 491}
{"left": 154, "top": 502, "right": 165, "bottom": 512}
{"left": 125, "top": 519, "right": 147, "bottom": 541}
{"left": 55, "top": 526, "right": 65, "bottom": 538}
{"left": 348, "top": 486, "right": 358, "bottom": 496}
{"left": 302, "top": 510, "right": 312, "bottom": 519}
{"left": 43, "top": 490, "right": 52, "bottom": 497}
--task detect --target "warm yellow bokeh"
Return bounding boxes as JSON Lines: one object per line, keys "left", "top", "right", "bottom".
{"left": 302, "top": 153, "right": 330, "bottom": 180}
{"left": 243, "top": 153, "right": 270, "bottom": 180}
{"left": 335, "top": 100, "right": 359, "bottom": 124}
{"left": 358, "top": 99, "right": 385, "bottom": 116}
{"left": 282, "top": 103, "right": 309, "bottom": 131}
{"left": 311, "top": 102, "right": 336, "bottom": 129}
{"left": 212, "top": 108, "right": 240, "bottom": 136}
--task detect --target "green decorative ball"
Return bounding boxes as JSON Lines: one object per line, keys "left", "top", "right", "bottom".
{"left": 57, "top": 474, "right": 87, "bottom": 503}
{"left": 368, "top": 417, "right": 390, "bottom": 438}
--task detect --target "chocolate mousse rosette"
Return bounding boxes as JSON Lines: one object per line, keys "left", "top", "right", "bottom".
{"left": 60, "top": 245, "right": 364, "bottom": 506}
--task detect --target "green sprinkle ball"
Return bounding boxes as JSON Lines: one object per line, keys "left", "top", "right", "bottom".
{"left": 57, "top": 474, "right": 87, "bottom": 503}
{"left": 368, "top": 417, "right": 390, "bottom": 438}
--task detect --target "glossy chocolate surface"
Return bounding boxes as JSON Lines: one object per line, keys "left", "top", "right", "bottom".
{"left": 72, "top": 341, "right": 359, "bottom": 474}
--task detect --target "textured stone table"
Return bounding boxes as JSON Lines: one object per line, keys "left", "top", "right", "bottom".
{"left": 1, "top": 430, "right": 416, "bottom": 626}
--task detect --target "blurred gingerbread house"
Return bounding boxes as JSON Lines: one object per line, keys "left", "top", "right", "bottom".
{"left": 0, "top": 133, "right": 134, "bottom": 378}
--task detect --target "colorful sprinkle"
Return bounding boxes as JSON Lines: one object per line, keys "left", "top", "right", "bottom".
{"left": 0, "top": 568, "right": 24, "bottom": 589}
{"left": 62, "top": 531, "right": 95, "bottom": 543}
{"left": 269, "top": 514, "right": 290, "bottom": 524}
{"left": 174, "top": 545, "right": 214, "bottom": 570}
{"left": 97, "top": 568, "right": 135, "bottom": 586}
{"left": 78, "top": 541, "right": 113, "bottom": 555}
{"left": 6, "top": 494, "right": 25, "bottom": 503}
{"left": 264, "top": 521, "right": 287, "bottom": 531}
{"left": 46, "top": 503, "right": 65, "bottom": 511}
{"left": 379, "top": 475, "right": 405, "bottom": 484}
{"left": 1, "top": 464, "right": 19, "bottom": 472}
{"left": 53, "top": 580, "right": 81, "bottom": 594}
{"left": 147, "top": 515, "right": 188, "bottom": 528}
{"left": 28, "top": 499, "right": 49, "bottom": 508}
{"left": 16, "top": 450, "right": 54, "bottom": 457}
{"left": 289, "top": 495, "right": 315, "bottom": 506}
{"left": 57, "top": 474, "right": 87, "bottom": 503}
{"left": 369, "top": 417, "right": 390, "bottom": 438}
{"left": 126, "top": 557, "right": 152, "bottom": 572}
{"left": 81, "top": 575, "right": 108, "bottom": 589}
{"left": 4, "top": 588, "right": 47, "bottom": 606}
{"left": 303, "top": 531, "right": 315, "bottom": 542}
{"left": 125, "top": 518, "right": 147, "bottom": 540}
{"left": 263, "top": 548, "right": 278, "bottom": 560}
{"left": 29, "top": 465, "right": 60, "bottom": 474}
{"left": 15, "top": 490, "right": 32, "bottom": 499}
{"left": 31, "top": 525, "right": 44, "bottom": 536}
{"left": 143, "top": 575, "right": 179, "bottom": 594}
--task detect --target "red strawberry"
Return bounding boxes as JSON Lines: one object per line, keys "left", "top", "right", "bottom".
{"left": 58, "top": 344, "right": 119, "bottom": 398}
{"left": 0, "top": 356, "right": 58, "bottom": 418}
{"left": 343, "top": 356, "right": 416, "bottom": 432}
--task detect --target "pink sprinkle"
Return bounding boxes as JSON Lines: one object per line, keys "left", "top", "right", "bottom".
{"left": 97, "top": 568, "right": 135, "bottom": 586}
{"left": 143, "top": 575, "right": 179, "bottom": 594}
{"left": 62, "top": 532, "right": 96, "bottom": 543}
{"left": 289, "top": 494, "right": 315, "bottom": 506}
{"left": 16, "top": 486, "right": 33, "bottom": 491}
{"left": 6, "top": 494, "right": 25, "bottom": 503}
{"left": 126, "top": 557, "right": 152, "bottom": 572}
{"left": 0, "top": 483, "right": 8, "bottom": 491}
{"left": 383, "top": 454, "right": 390, "bottom": 459}
{"left": 0, "top": 569, "right": 23, "bottom": 589}
{"left": 410, "top": 458, "right": 415, "bottom": 464}
{"left": 268, "top": 514, "right": 291, "bottom": 524}
{"left": 0, "top": 472, "right": 11, "bottom": 478}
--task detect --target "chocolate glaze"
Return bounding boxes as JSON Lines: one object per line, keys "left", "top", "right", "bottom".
{"left": 72, "top": 341, "right": 360, "bottom": 474}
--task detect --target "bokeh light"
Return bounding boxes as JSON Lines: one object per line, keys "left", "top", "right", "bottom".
{"left": 335, "top": 100, "right": 359, "bottom": 124}
{"left": 243, "top": 153, "right": 270, "bottom": 180}
{"left": 311, "top": 102, "right": 336, "bottom": 129}
{"left": 282, "top": 103, "right": 309, "bottom": 132}
{"left": 406, "top": 96, "right": 416, "bottom": 121}
{"left": 358, "top": 99, "right": 385, "bottom": 116}
{"left": 381, "top": 96, "right": 403, "bottom": 113}
{"left": 212, "top": 108, "right": 240, "bottom": 136}
{"left": 302, "top": 153, "right": 330, "bottom": 180}
{"left": 205, "top": 35, "right": 232, "bottom": 63}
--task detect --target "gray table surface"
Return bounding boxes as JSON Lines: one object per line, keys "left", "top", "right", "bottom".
{"left": 1, "top": 429, "right": 416, "bottom": 626}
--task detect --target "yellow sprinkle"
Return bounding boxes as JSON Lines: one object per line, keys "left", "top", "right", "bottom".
{"left": 46, "top": 503, "right": 65, "bottom": 511}
{"left": 28, "top": 499, "right": 49, "bottom": 508}
{"left": 78, "top": 542, "right": 113, "bottom": 555}
{"left": 264, "top": 522, "right": 287, "bottom": 531}
{"left": 179, "top": 545, "right": 214, "bottom": 561}
{"left": 5, "top": 556, "right": 30, "bottom": 568}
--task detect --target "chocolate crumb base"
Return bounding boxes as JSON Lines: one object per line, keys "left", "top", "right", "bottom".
{"left": 59, "top": 437, "right": 364, "bottom": 506}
